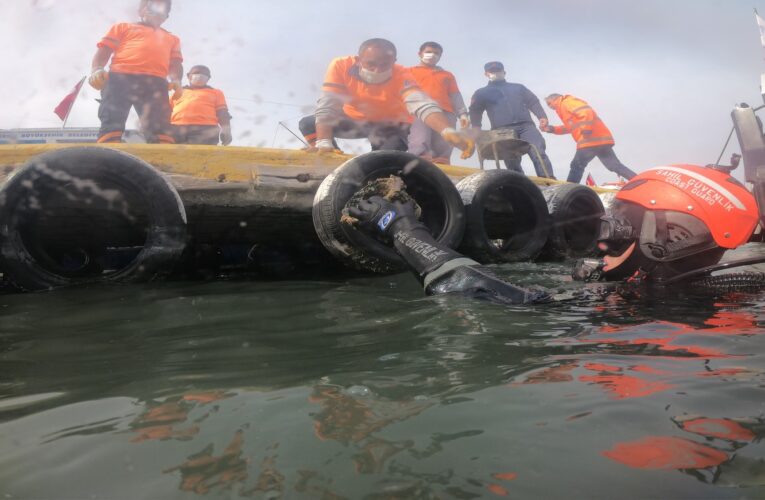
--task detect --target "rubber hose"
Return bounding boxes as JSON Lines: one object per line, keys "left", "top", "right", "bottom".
{"left": 690, "top": 272, "right": 765, "bottom": 290}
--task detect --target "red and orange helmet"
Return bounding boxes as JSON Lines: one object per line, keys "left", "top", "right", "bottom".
{"left": 595, "top": 164, "right": 759, "bottom": 282}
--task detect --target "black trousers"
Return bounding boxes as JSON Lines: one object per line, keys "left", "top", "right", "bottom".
{"left": 98, "top": 72, "right": 174, "bottom": 143}
{"left": 299, "top": 114, "right": 410, "bottom": 151}
{"left": 495, "top": 123, "right": 555, "bottom": 178}
{"left": 567, "top": 145, "right": 637, "bottom": 183}
{"left": 173, "top": 125, "right": 220, "bottom": 145}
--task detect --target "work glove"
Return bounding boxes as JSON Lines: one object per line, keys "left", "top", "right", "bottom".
{"left": 347, "top": 196, "right": 417, "bottom": 235}
{"left": 168, "top": 79, "right": 183, "bottom": 99}
{"left": 88, "top": 68, "right": 108, "bottom": 90}
{"left": 440, "top": 127, "right": 475, "bottom": 159}
{"left": 220, "top": 126, "right": 233, "bottom": 146}
{"left": 458, "top": 114, "right": 471, "bottom": 129}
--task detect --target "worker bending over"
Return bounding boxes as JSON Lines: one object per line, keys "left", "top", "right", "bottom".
{"left": 469, "top": 61, "right": 555, "bottom": 178}
{"left": 542, "top": 93, "right": 636, "bottom": 183}
{"left": 299, "top": 38, "right": 474, "bottom": 158}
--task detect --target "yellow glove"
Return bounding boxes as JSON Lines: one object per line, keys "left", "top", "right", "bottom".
{"left": 88, "top": 68, "right": 108, "bottom": 90}
{"left": 441, "top": 127, "right": 475, "bottom": 159}
{"left": 168, "top": 80, "right": 183, "bottom": 99}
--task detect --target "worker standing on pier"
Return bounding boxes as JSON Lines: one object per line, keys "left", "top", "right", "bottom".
{"left": 542, "top": 93, "right": 636, "bottom": 183}
{"left": 299, "top": 38, "right": 474, "bottom": 158}
{"left": 88, "top": 0, "right": 182, "bottom": 144}
{"left": 170, "top": 65, "right": 233, "bottom": 145}
{"left": 407, "top": 41, "right": 470, "bottom": 164}
{"left": 469, "top": 62, "right": 555, "bottom": 178}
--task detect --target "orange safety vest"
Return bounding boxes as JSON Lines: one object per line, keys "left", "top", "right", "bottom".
{"left": 407, "top": 65, "right": 461, "bottom": 113}
{"left": 548, "top": 95, "right": 614, "bottom": 149}
{"left": 171, "top": 86, "right": 228, "bottom": 126}
{"left": 322, "top": 56, "right": 422, "bottom": 123}
{"left": 98, "top": 23, "right": 182, "bottom": 78}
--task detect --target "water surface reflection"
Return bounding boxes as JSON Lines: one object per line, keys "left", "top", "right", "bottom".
{"left": 1, "top": 267, "right": 764, "bottom": 498}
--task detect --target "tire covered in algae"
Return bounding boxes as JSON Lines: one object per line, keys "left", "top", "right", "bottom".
{"left": 456, "top": 170, "right": 550, "bottom": 263}
{"left": 0, "top": 147, "right": 187, "bottom": 291}
{"left": 312, "top": 151, "right": 465, "bottom": 273}
{"left": 539, "top": 183, "right": 605, "bottom": 260}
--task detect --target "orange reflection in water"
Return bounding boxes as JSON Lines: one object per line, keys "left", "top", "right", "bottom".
{"left": 130, "top": 391, "right": 231, "bottom": 443}
{"left": 674, "top": 416, "right": 756, "bottom": 442}
{"left": 163, "top": 430, "right": 249, "bottom": 494}
{"left": 602, "top": 436, "right": 729, "bottom": 470}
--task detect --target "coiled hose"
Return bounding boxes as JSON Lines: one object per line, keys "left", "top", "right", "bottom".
{"left": 690, "top": 272, "right": 765, "bottom": 290}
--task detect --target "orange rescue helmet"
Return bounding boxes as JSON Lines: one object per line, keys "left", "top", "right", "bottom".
{"left": 585, "top": 164, "right": 760, "bottom": 282}
{"left": 616, "top": 164, "right": 758, "bottom": 249}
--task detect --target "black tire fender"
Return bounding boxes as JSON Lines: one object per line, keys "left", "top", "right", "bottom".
{"left": 0, "top": 147, "right": 187, "bottom": 290}
{"left": 456, "top": 170, "right": 550, "bottom": 263}
{"left": 312, "top": 151, "right": 465, "bottom": 273}
{"left": 540, "top": 183, "right": 605, "bottom": 260}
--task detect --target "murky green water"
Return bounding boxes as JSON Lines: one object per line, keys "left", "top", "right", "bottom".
{"left": 1, "top": 256, "right": 765, "bottom": 499}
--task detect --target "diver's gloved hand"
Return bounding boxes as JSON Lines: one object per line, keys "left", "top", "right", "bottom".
{"left": 348, "top": 195, "right": 418, "bottom": 234}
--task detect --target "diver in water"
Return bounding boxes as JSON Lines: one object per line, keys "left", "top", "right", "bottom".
{"left": 348, "top": 194, "right": 551, "bottom": 305}
{"left": 347, "top": 163, "right": 765, "bottom": 303}
{"left": 573, "top": 164, "right": 761, "bottom": 286}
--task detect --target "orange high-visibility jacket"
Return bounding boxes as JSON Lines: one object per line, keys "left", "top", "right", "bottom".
{"left": 548, "top": 95, "right": 614, "bottom": 149}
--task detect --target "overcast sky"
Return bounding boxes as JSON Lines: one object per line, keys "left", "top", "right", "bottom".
{"left": 2, "top": 0, "right": 765, "bottom": 181}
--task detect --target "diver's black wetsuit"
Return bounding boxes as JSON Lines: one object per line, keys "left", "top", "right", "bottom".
{"left": 349, "top": 196, "right": 550, "bottom": 304}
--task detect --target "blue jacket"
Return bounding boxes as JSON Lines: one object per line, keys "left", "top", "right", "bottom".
{"left": 469, "top": 80, "right": 547, "bottom": 129}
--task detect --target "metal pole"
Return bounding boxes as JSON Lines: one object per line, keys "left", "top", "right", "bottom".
{"left": 278, "top": 121, "right": 309, "bottom": 147}
{"left": 714, "top": 126, "right": 735, "bottom": 167}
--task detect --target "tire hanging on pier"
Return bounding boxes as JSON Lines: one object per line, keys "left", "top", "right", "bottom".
{"left": 312, "top": 151, "right": 465, "bottom": 273}
{"left": 456, "top": 170, "right": 550, "bottom": 263}
{"left": 0, "top": 147, "right": 187, "bottom": 290}
{"left": 539, "top": 183, "right": 605, "bottom": 260}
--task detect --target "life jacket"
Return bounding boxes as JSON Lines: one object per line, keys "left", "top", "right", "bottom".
{"left": 549, "top": 95, "right": 614, "bottom": 149}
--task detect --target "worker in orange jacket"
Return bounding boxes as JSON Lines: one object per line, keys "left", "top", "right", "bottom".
{"left": 299, "top": 38, "right": 474, "bottom": 158}
{"left": 407, "top": 41, "right": 470, "bottom": 164}
{"left": 88, "top": 0, "right": 182, "bottom": 144}
{"left": 170, "top": 65, "right": 233, "bottom": 145}
{"left": 542, "top": 93, "right": 636, "bottom": 183}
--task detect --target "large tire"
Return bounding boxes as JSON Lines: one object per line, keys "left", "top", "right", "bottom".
{"left": 456, "top": 170, "right": 550, "bottom": 263}
{"left": 539, "top": 183, "right": 605, "bottom": 260}
{"left": 312, "top": 151, "right": 465, "bottom": 273}
{"left": 0, "top": 147, "right": 187, "bottom": 290}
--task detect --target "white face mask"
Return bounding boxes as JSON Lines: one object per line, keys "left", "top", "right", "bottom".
{"left": 358, "top": 66, "right": 393, "bottom": 84}
{"left": 147, "top": 1, "right": 168, "bottom": 16}
{"left": 142, "top": 1, "right": 168, "bottom": 26}
{"left": 189, "top": 74, "right": 209, "bottom": 86}
{"left": 421, "top": 52, "right": 441, "bottom": 65}
{"left": 487, "top": 72, "right": 505, "bottom": 82}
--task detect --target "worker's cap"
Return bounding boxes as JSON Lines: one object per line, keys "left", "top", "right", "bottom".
{"left": 484, "top": 61, "right": 504, "bottom": 72}
{"left": 188, "top": 65, "right": 211, "bottom": 77}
